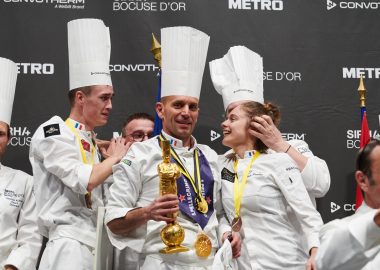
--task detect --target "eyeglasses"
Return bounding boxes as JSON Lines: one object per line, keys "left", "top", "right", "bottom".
{"left": 127, "top": 132, "right": 153, "bottom": 142}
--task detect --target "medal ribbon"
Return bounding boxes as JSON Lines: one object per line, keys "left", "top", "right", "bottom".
{"left": 65, "top": 119, "right": 95, "bottom": 164}
{"left": 65, "top": 119, "right": 95, "bottom": 209}
{"left": 233, "top": 151, "right": 260, "bottom": 217}
{"left": 158, "top": 135, "right": 204, "bottom": 201}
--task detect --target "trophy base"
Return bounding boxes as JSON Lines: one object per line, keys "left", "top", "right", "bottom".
{"left": 159, "top": 245, "right": 190, "bottom": 254}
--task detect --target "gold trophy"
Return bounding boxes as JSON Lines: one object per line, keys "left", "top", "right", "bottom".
{"left": 158, "top": 140, "right": 189, "bottom": 254}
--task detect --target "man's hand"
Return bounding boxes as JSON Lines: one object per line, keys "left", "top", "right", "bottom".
{"left": 100, "top": 137, "right": 133, "bottom": 162}
{"left": 222, "top": 231, "right": 242, "bottom": 258}
{"left": 146, "top": 194, "right": 179, "bottom": 223}
{"left": 306, "top": 247, "right": 318, "bottom": 270}
{"left": 249, "top": 115, "right": 288, "bottom": 152}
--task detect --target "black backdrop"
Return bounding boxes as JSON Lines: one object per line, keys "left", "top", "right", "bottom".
{"left": 1, "top": 0, "right": 380, "bottom": 223}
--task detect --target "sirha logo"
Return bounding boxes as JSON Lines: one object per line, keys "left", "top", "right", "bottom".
{"left": 9, "top": 126, "right": 32, "bottom": 147}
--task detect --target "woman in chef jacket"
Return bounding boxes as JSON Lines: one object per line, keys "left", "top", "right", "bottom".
{"left": 209, "top": 46, "right": 323, "bottom": 270}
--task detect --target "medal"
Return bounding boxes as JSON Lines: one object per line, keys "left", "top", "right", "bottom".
{"left": 196, "top": 197, "right": 208, "bottom": 214}
{"left": 194, "top": 232, "right": 212, "bottom": 257}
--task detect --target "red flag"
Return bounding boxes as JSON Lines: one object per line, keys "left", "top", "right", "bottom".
{"left": 356, "top": 111, "right": 370, "bottom": 209}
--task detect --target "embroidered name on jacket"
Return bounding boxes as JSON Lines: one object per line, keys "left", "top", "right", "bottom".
{"left": 1, "top": 188, "right": 24, "bottom": 207}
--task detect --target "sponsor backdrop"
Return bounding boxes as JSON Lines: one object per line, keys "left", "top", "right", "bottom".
{"left": 1, "top": 0, "right": 380, "bottom": 223}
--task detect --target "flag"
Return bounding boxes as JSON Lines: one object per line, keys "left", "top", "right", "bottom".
{"left": 356, "top": 108, "right": 370, "bottom": 209}
{"left": 153, "top": 71, "right": 162, "bottom": 135}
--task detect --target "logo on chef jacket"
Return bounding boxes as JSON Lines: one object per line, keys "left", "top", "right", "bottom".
{"left": 210, "top": 130, "right": 221, "bottom": 142}
{"left": 109, "top": 64, "right": 159, "bottom": 73}
{"left": 9, "top": 126, "right": 32, "bottom": 147}
{"left": 327, "top": 0, "right": 380, "bottom": 10}
{"left": 263, "top": 71, "right": 302, "bottom": 82}
{"left": 15, "top": 63, "right": 54, "bottom": 75}
{"left": 228, "top": 0, "right": 284, "bottom": 11}
{"left": 3, "top": 0, "right": 85, "bottom": 9}
{"left": 112, "top": 0, "right": 187, "bottom": 12}
{"left": 343, "top": 67, "right": 380, "bottom": 79}
{"left": 346, "top": 129, "right": 380, "bottom": 149}
{"left": 330, "top": 201, "right": 355, "bottom": 213}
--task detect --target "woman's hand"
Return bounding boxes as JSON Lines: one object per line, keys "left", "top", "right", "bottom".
{"left": 306, "top": 247, "right": 318, "bottom": 270}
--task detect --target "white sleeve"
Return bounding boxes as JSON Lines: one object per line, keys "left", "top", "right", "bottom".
{"left": 31, "top": 126, "right": 92, "bottom": 195}
{"left": 5, "top": 175, "right": 42, "bottom": 270}
{"left": 273, "top": 155, "right": 323, "bottom": 251}
{"left": 104, "top": 147, "right": 147, "bottom": 252}
{"left": 316, "top": 210, "right": 380, "bottom": 270}
{"left": 289, "top": 140, "right": 331, "bottom": 198}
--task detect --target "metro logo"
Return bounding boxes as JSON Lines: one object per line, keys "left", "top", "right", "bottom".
{"left": 228, "top": 0, "right": 283, "bottom": 10}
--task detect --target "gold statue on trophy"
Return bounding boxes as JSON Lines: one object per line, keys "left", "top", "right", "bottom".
{"left": 158, "top": 140, "right": 189, "bottom": 254}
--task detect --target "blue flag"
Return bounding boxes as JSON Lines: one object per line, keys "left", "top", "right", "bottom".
{"left": 153, "top": 71, "right": 163, "bottom": 135}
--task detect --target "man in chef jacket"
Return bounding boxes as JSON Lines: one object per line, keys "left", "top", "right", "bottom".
{"left": 105, "top": 26, "right": 240, "bottom": 270}
{"left": 29, "top": 18, "right": 130, "bottom": 270}
{"left": 0, "top": 57, "right": 42, "bottom": 270}
{"left": 316, "top": 139, "right": 380, "bottom": 270}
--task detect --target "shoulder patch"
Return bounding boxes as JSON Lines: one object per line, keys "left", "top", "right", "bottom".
{"left": 221, "top": 167, "right": 235, "bottom": 183}
{"left": 43, "top": 124, "right": 60, "bottom": 138}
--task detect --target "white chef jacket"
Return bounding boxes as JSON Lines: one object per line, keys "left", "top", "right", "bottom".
{"left": 29, "top": 116, "right": 103, "bottom": 249}
{"left": 316, "top": 202, "right": 380, "bottom": 270}
{"left": 0, "top": 163, "right": 42, "bottom": 270}
{"left": 105, "top": 131, "right": 230, "bottom": 269}
{"left": 219, "top": 150, "right": 323, "bottom": 270}
{"left": 267, "top": 139, "right": 330, "bottom": 204}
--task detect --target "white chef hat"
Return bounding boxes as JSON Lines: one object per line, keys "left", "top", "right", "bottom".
{"left": 0, "top": 57, "right": 17, "bottom": 126}
{"left": 67, "top": 18, "right": 112, "bottom": 91}
{"left": 161, "top": 26, "right": 210, "bottom": 99}
{"left": 209, "top": 45, "right": 264, "bottom": 110}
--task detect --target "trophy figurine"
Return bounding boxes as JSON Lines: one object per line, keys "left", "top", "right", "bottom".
{"left": 158, "top": 140, "right": 189, "bottom": 254}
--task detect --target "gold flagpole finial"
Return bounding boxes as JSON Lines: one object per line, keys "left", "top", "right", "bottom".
{"left": 150, "top": 33, "right": 161, "bottom": 68}
{"left": 358, "top": 75, "right": 367, "bottom": 108}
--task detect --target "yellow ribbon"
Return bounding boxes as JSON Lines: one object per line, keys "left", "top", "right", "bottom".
{"left": 65, "top": 119, "right": 95, "bottom": 165}
{"left": 65, "top": 119, "right": 96, "bottom": 209}
{"left": 233, "top": 151, "right": 260, "bottom": 217}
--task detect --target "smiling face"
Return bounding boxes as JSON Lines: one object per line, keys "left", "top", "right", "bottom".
{"left": 156, "top": 95, "right": 199, "bottom": 144}
{"left": 80, "top": 85, "right": 114, "bottom": 129}
{"left": 221, "top": 105, "right": 252, "bottom": 149}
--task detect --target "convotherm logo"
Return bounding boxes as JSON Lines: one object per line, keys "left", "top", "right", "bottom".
{"left": 330, "top": 201, "right": 355, "bottom": 213}
{"left": 343, "top": 67, "right": 380, "bottom": 79}
{"left": 109, "top": 64, "right": 159, "bottom": 72}
{"left": 229, "top": 0, "right": 283, "bottom": 10}
{"left": 9, "top": 126, "right": 32, "bottom": 147}
{"left": 113, "top": 0, "right": 187, "bottom": 12}
{"left": 16, "top": 63, "right": 54, "bottom": 75}
{"left": 346, "top": 129, "right": 380, "bottom": 149}
{"left": 327, "top": 0, "right": 380, "bottom": 10}
{"left": 3, "top": 0, "right": 85, "bottom": 9}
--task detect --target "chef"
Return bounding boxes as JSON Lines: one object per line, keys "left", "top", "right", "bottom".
{"left": 105, "top": 26, "right": 239, "bottom": 269}
{"left": 0, "top": 56, "right": 42, "bottom": 270}
{"left": 29, "top": 18, "right": 129, "bottom": 270}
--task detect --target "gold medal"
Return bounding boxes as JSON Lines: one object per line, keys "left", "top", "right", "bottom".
{"left": 194, "top": 232, "right": 212, "bottom": 257}
{"left": 196, "top": 197, "right": 208, "bottom": 214}
{"left": 231, "top": 216, "right": 242, "bottom": 232}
